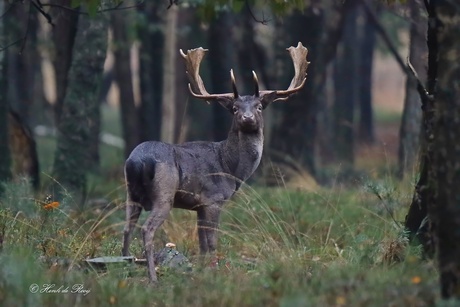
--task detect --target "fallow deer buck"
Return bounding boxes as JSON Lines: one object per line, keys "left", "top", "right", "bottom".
{"left": 122, "top": 42, "right": 309, "bottom": 282}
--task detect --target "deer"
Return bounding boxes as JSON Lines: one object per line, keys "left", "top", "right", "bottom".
{"left": 122, "top": 42, "right": 309, "bottom": 283}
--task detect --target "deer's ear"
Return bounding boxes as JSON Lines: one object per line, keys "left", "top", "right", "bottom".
{"left": 217, "top": 97, "right": 234, "bottom": 113}
{"left": 260, "top": 92, "right": 278, "bottom": 109}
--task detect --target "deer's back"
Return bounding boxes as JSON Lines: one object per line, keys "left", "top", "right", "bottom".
{"left": 125, "top": 140, "right": 236, "bottom": 211}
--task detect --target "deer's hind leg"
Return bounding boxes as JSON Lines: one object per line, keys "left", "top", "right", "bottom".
{"left": 122, "top": 198, "right": 142, "bottom": 257}
{"left": 142, "top": 163, "right": 179, "bottom": 283}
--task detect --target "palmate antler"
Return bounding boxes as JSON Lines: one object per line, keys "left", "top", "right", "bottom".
{"left": 180, "top": 42, "right": 309, "bottom": 104}
{"left": 257, "top": 42, "right": 310, "bottom": 102}
{"left": 180, "top": 48, "right": 238, "bottom": 103}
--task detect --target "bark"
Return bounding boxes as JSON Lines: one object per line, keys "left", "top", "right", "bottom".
{"left": 271, "top": 1, "right": 348, "bottom": 176}
{"left": 333, "top": 3, "right": 359, "bottom": 166}
{"left": 358, "top": 5, "right": 376, "bottom": 144}
{"left": 0, "top": 16, "right": 11, "bottom": 190}
{"left": 432, "top": 1, "right": 460, "bottom": 298}
{"left": 270, "top": 1, "right": 346, "bottom": 175}
{"left": 404, "top": 1, "right": 438, "bottom": 255}
{"left": 53, "top": 15, "right": 108, "bottom": 203}
{"left": 6, "top": 1, "right": 39, "bottom": 125}
{"left": 160, "top": 5, "right": 178, "bottom": 143}
{"left": 49, "top": 0, "right": 79, "bottom": 124}
{"left": 137, "top": 2, "right": 164, "bottom": 142}
{"left": 398, "top": 0, "right": 427, "bottom": 178}
{"left": 8, "top": 111, "right": 39, "bottom": 190}
{"left": 209, "top": 11, "right": 235, "bottom": 141}
{"left": 175, "top": 7, "right": 195, "bottom": 143}
{"left": 111, "top": 10, "right": 140, "bottom": 158}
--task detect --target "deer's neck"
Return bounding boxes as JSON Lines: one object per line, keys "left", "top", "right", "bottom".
{"left": 220, "top": 126, "right": 264, "bottom": 182}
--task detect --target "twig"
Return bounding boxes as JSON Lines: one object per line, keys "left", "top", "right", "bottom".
{"left": 167, "top": 0, "right": 179, "bottom": 9}
{"left": 30, "top": 0, "right": 54, "bottom": 26}
{"left": 407, "top": 59, "right": 431, "bottom": 106}
{"left": 19, "top": 1, "right": 33, "bottom": 54}
{"left": 359, "top": 0, "right": 428, "bottom": 99}
{"left": 0, "top": 38, "right": 23, "bottom": 53}
{"left": 245, "top": 0, "right": 270, "bottom": 25}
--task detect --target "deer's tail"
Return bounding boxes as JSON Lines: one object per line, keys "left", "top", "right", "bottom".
{"left": 125, "top": 157, "right": 156, "bottom": 204}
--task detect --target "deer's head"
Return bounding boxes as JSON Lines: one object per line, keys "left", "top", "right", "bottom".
{"left": 180, "top": 42, "right": 310, "bottom": 134}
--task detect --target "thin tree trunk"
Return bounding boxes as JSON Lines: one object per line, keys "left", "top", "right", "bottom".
{"left": 6, "top": 1, "right": 39, "bottom": 125}
{"left": 333, "top": 2, "right": 359, "bottom": 166}
{"left": 358, "top": 5, "right": 376, "bottom": 144}
{"left": 404, "top": 0, "right": 438, "bottom": 255}
{"left": 270, "top": 1, "right": 347, "bottom": 176}
{"left": 209, "top": 11, "right": 234, "bottom": 141}
{"left": 398, "top": 0, "right": 426, "bottom": 178}
{"left": 49, "top": 0, "right": 79, "bottom": 124}
{"left": 0, "top": 3, "right": 11, "bottom": 190}
{"left": 160, "top": 5, "right": 177, "bottom": 143}
{"left": 53, "top": 15, "right": 107, "bottom": 203}
{"left": 2, "top": 1, "right": 40, "bottom": 189}
{"left": 137, "top": 2, "right": 164, "bottom": 142}
{"left": 111, "top": 10, "right": 140, "bottom": 158}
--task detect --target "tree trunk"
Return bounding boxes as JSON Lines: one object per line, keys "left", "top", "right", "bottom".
{"left": 160, "top": 5, "right": 178, "bottom": 143}
{"left": 333, "top": 2, "right": 360, "bottom": 167}
{"left": 111, "top": 10, "right": 140, "bottom": 158}
{"left": 49, "top": 0, "right": 79, "bottom": 124}
{"left": 358, "top": 5, "right": 376, "bottom": 144}
{"left": 404, "top": 1, "right": 437, "bottom": 255}
{"left": 270, "top": 1, "right": 347, "bottom": 176}
{"left": 137, "top": 2, "right": 164, "bottom": 142}
{"left": 0, "top": 6, "right": 12, "bottom": 190}
{"left": 209, "top": 11, "right": 235, "bottom": 141}
{"left": 5, "top": 1, "right": 39, "bottom": 125}
{"left": 53, "top": 15, "right": 107, "bottom": 203}
{"left": 2, "top": 1, "right": 40, "bottom": 190}
{"left": 398, "top": 0, "right": 426, "bottom": 178}
{"left": 432, "top": 1, "right": 460, "bottom": 299}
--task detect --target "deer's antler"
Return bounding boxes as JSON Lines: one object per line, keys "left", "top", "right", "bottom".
{"left": 180, "top": 48, "right": 238, "bottom": 103}
{"left": 258, "top": 42, "right": 310, "bottom": 102}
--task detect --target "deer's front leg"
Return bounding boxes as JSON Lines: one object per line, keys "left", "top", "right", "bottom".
{"left": 122, "top": 200, "right": 142, "bottom": 257}
{"left": 197, "top": 203, "right": 223, "bottom": 254}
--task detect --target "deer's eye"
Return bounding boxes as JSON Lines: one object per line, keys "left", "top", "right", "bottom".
{"left": 232, "top": 106, "right": 238, "bottom": 114}
{"left": 257, "top": 105, "right": 263, "bottom": 112}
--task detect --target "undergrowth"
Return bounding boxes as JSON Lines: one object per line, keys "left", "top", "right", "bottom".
{"left": 0, "top": 176, "right": 440, "bottom": 306}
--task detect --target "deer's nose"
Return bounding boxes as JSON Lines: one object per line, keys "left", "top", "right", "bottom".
{"left": 242, "top": 113, "right": 255, "bottom": 121}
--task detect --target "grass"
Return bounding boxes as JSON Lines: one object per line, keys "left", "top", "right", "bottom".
{"left": 0, "top": 179, "right": 440, "bottom": 306}
{"left": 0, "top": 105, "right": 441, "bottom": 306}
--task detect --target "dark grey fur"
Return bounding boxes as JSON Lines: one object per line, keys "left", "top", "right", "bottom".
{"left": 122, "top": 95, "right": 273, "bottom": 283}
{"left": 122, "top": 44, "right": 308, "bottom": 283}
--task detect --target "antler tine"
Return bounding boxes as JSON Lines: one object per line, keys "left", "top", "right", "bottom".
{"left": 230, "top": 69, "right": 238, "bottom": 98}
{"left": 252, "top": 71, "right": 259, "bottom": 97}
{"left": 180, "top": 48, "right": 234, "bottom": 102}
{"left": 259, "top": 42, "right": 310, "bottom": 101}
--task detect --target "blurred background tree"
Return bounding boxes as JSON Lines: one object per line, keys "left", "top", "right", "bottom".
{"left": 0, "top": 0, "right": 418, "bottom": 195}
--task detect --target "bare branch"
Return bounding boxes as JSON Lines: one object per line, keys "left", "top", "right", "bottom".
{"left": 30, "top": 0, "right": 54, "bottom": 26}
{"left": 0, "top": 38, "right": 23, "bottom": 53}
{"left": 167, "top": 0, "right": 179, "bottom": 9}
{"left": 407, "top": 59, "right": 430, "bottom": 104}
{"left": 245, "top": 0, "right": 270, "bottom": 25}
{"left": 360, "top": 0, "right": 429, "bottom": 105}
